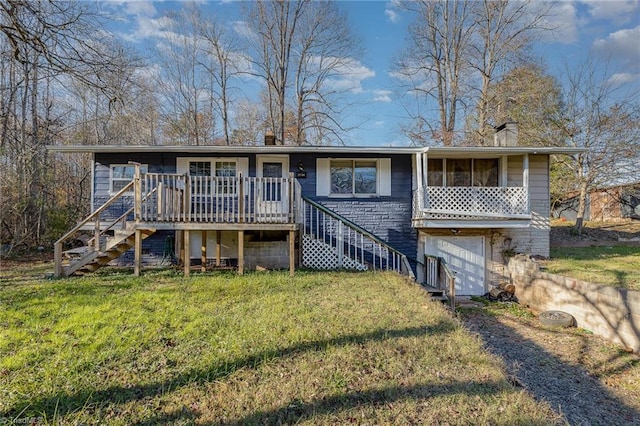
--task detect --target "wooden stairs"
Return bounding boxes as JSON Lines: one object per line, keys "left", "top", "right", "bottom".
{"left": 61, "top": 227, "right": 155, "bottom": 277}
{"left": 423, "top": 284, "right": 449, "bottom": 303}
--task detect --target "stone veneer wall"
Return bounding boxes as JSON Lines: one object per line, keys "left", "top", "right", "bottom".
{"left": 508, "top": 257, "right": 640, "bottom": 352}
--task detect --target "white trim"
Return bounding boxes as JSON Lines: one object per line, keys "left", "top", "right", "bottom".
{"left": 413, "top": 219, "right": 531, "bottom": 229}
{"left": 176, "top": 157, "right": 249, "bottom": 177}
{"left": 48, "top": 145, "right": 586, "bottom": 156}
{"left": 90, "top": 158, "right": 95, "bottom": 212}
{"left": 319, "top": 157, "right": 391, "bottom": 198}
{"left": 257, "top": 154, "right": 289, "bottom": 178}
{"left": 109, "top": 163, "right": 147, "bottom": 195}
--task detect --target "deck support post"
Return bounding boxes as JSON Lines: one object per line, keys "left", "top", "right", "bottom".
{"left": 238, "top": 230, "right": 244, "bottom": 275}
{"left": 289, "top": 229, "right": 295, "bottom": 277}
{"left": 216, "top": 230, "right": 222, "bottom": 267}
{"left": 201, "top": 230, "right": 207, "bottom": 272}
{"left": 134, "top": 229, "right": 142, "bottom": 276}
{"left": 184, "top": 230, "right": 190, "bottom": 277}
{"left": 54, "top": 242, "right": 62, "bottom": 277}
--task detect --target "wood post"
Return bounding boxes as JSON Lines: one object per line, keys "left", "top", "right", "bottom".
{"left": 54, "top": 242, "right": 62, "bottom": 277}
{"left": 184, "top": 230, "right": 190, "bottom": 277}
{"left": 289, "top": 229, "right": 295, "bottom": 277}
{"left": 201, "top": 230, "right": 207, "bottom": 272}
{"left": 237, "top": 230, "right": 244, "bottom": 275}
{"left": 134, "top": 229, "right": 142, "bottom": 276}
{"left": 216, "top": 230, "right": 222, "bottom": 267}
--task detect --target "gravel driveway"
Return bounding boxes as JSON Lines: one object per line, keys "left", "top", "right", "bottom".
{"left": 461, "top": 305, "right": 640, "bottom": 426}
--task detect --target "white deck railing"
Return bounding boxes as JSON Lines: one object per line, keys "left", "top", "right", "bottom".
{"left": 413, "top": 186, "right": 529, "bottom": 219}
{"left": 136, "top": 173, "right": 301, "bottom": 224}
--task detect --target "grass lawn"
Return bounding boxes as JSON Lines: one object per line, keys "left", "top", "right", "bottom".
{"left": 0, "top": 266, "right": 561, "bottom": 425}
{"left": 545, "top": 246, "right": 640, "bottom": 291}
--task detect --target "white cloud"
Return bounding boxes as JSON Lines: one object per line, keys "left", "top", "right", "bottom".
{"left": 586, "top": 0, "right": 640, "bottom": 24}
{"left": 385, "top": 1, "right": 401, "bottom": 23}
{"left": 309, "top": 57, "right": 375, "bottom": 94}
{"left": 593, "top": 25, "right": 640, "bottom": 72}
{"left": 232, "top": 21, "right": 256, "bottom": 40}
{"left": 124, "top": 0, "right": 157, "bottom": 17}
{"left": 606, "top": 72, "right": 640, "bottom": 86}
{"left": 373, "top": 89, "right": 392, "bottom": 103}
{"left": 539, "top": 2, "right": 579, "bottom": 44}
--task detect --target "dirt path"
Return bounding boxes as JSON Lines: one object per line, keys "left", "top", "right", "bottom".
{"left": 461, "top": 306, "right": 640, "bottom": 425}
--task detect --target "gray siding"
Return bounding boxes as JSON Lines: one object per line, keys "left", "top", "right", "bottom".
{"left": 503, "top": 155, "right": 550, "bottom": 257}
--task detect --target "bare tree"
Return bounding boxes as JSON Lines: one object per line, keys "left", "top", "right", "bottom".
{"left": 395, "top": 0, "right": 473, "bottom": 146}
{"left": 395, "top": 0, "right": 554, "bottom": 146}
{"left": 196, "top": 12, "right": 245, "bottom": 146}
{"left": 553, "top": 57, "right": 640, "bottom": 232}
{"left": 244, "top": 0, "right": 362, "bottom": 145}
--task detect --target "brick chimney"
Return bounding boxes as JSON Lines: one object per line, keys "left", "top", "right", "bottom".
{"left": 493, "top": 121, "right": 518, "bottom": 147}
{"left": 264, "top": 131, "right": 276, "bottom": 146}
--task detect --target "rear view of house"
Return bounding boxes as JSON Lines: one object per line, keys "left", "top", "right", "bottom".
{"left": 50, "top": 130, "right": 581, "bottom": 298}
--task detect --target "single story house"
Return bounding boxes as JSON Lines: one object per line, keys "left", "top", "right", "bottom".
{"left": 553, "top": 182, "right": 640, "bottom": 222}
{"left": 49, "top": 128, "right": 582, "bottom": 297}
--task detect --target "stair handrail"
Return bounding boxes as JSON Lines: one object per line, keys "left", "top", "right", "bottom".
{"left": 54, "top": 181, "right": 134, "bottom": 277}
{"left": 424, "top": 254, "right": 456, "bottom": 311}
{"left": 86, "top": 186, "right": 159, "bottom": 249}
{"left": 302, "top": 197, "right": 415, "bottom": 279}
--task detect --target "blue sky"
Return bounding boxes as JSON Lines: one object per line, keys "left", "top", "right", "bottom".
{"left": 103, "top": 0, "right": 640, "bottom": 146}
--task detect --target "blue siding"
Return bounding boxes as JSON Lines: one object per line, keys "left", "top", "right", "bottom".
{"left": 93, "top": 151, "right": 417, "bottom": 267}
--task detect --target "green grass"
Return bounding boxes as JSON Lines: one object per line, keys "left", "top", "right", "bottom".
{"left": 0, "top": 266, "right": 561, "bottom": 425}
{"left": 546, "top": 246, "right": 640, "bottom": 291}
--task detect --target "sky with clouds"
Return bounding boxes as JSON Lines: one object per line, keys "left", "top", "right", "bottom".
{"left": 103, "top": 0, "right": 640, "bottom": 146}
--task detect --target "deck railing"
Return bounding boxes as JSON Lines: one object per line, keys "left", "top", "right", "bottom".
{"left": 413, "top": 186, "right": 529, "bottom": 219}
{"left": 136, "top": 172, "right": 301, "bottom": 224}
{"left": 425, "top": 254, "right": 456, "bottom": 310}
{"left": 300, "top": 197, "right": 414, "bottom": 279}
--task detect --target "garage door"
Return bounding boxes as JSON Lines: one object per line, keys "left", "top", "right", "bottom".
{"left": 426, "top": 236, "right": 486, "bottom": 296}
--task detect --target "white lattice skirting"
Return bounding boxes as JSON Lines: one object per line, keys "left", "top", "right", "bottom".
{"left": 302, "top": 235, "right": 367, "bottom": 271}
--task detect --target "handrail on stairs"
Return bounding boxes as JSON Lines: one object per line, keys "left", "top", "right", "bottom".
{"left": 301, "top": 197, "right": 415, "bottom": 279}
{"left": 424, "top": 254, "right": 456, "bottom": 311}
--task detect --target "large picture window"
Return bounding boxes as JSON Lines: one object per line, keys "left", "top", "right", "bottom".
{"left": 110, "top": 164, "right": 147, "bottom": 194}
{"left": 330, "top": 160, "right": 377, "bottom": 195}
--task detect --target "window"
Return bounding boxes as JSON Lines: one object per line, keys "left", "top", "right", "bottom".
{"left": 316, "top": 158, "right": 391, "bottom": 197}
{"left": 330, "top": 160, "right": 377, "bottom": 195}
{"left": 187, "top": 160, "right": 238, "bottom": 194}
{"left": 427, "top": 158, "right": 499, "bottom": 187}
{"left": 110, "top": 164, "right": 147, "bottom": 194}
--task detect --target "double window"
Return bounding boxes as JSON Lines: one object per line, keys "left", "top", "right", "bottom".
{"left": 330, "top": 160, "right": 377, "bottom": 195}
{"left": 110, "top": 164, "right": 148, "bottom": 194}
{"left": 188, "top": 160, "right": 237, "bottom": 194}
{"left": 427, "top": 158, "right": 498, "bottom": 187}
{"left": 317, "top": 158, "right": 391, "bottom": 197}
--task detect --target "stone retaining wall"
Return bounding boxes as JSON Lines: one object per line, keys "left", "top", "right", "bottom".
{"left": 508, "top": 258, "right": 640, "bottom": 352}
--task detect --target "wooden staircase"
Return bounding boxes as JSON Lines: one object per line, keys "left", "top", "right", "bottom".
{"left": 61, "top": 227, "right": 155, "bottom": 277}
{"left": 54, "top": 178, "right": 158, "bottom": 278}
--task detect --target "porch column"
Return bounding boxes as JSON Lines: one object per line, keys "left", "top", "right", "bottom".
{"left": 500, "top": 156, "right": 509, "bottom": 187}
{"left": 415, "top": 152, "right": 423, "bottom": 210}
{"left": 289, "top": 229, "right": 295, "bottom": 277}
{"left": 134, "top": 229, "right": 142, "bottom": 276}
{"left": 184, "top": 230, "right": 190, "bottom": 277}
{"left": 523, "top": 154, "right": 530, "bottom": 212}
{"left": 237, "top": 230, "right": 244, "bottom": 275}
{"left": 201, "top": 230, "right": 207, "bottom": 272}
{"left": 216, "top": 230, "right": 222, "bottom": 267}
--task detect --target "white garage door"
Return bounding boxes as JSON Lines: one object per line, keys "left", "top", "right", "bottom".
{"left": 426, "top": 236, "right": 486, "bottom": 296}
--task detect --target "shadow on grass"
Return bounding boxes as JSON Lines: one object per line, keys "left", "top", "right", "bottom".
{"left": 2, "top": 322, "right": 457, "bottom": 421}
{"left": 461, "top": 310, "right": 640, "bottom": 425}
{"left": 134, "top": 380, "right": 527, "bottom": 426}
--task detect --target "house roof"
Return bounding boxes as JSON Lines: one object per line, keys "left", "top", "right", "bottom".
{"left": 47, "top": 144, "right": 586, "bottom": 156}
